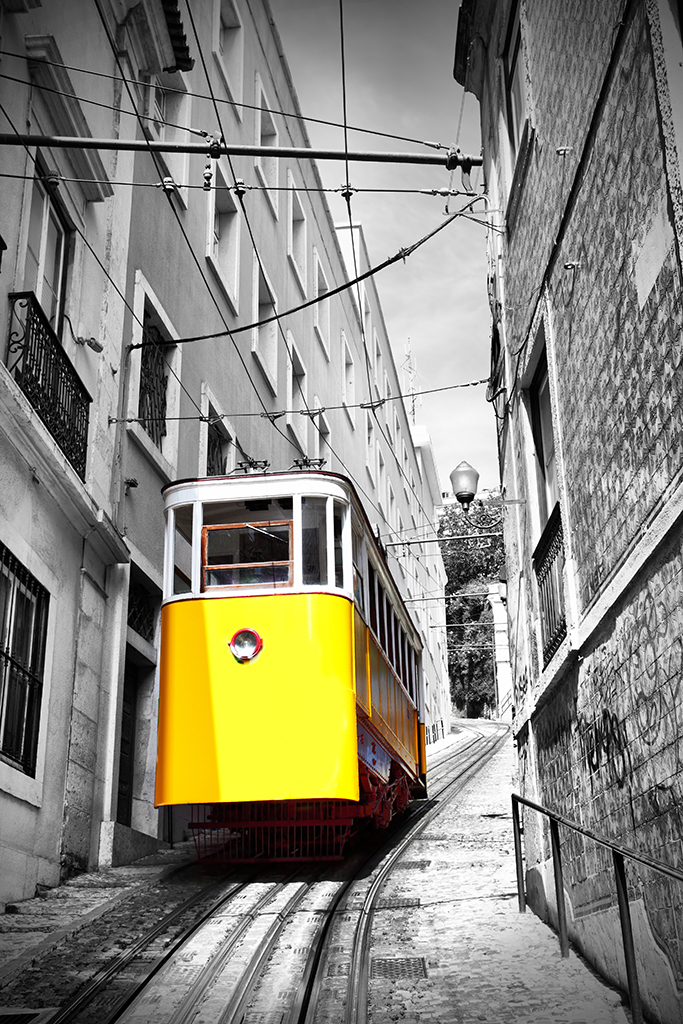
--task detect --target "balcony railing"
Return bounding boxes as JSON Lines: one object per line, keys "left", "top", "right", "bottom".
{"left": 6, "top": 293, "right": 91, "bottom": 480}
{"left": 532, "top": 501, "right": 567, "bottom": 666}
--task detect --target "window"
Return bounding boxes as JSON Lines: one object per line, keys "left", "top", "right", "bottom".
{"left": 199, "top": 382, "right": 236, "bottom": 478}
{"left": 23, "top": 171, "right": 69, "bottom": 330}
{"left": 366, "top": 411, "right": 376, "bottom": 482}
{"left": 342, "top": 331, "right": 355, "bottom": 426}
{"left": 0, "top": 543, "right": 48, "bottom": 777}
{"left": 202, "top": 497, "right": 293, "bottom": 589}
{"left": 378, "top": 448, "right": 386, "bottom": 512}
{"left": 302, "top": 496, "right": 327, "bottom": 584}
{"left": 504, "top": 4, "right": 527, "bottom": 161}
{"left": 313, "top": 401, "right": 330, "bottom": 465}
{"left": 313, "top": 249, "right": 330, "bottom": 356}
{"left": 204, "top": 521, "right": 292, "bottom": 588}
{"left": 287, "top": 172, "right": 307, "bottom": 294}
{"left": 373, "top": 329, "right": 382, "bottom": 397}
{"left": 286, "top": 333, "right": 307, "bottom": 452}
{"left": 138, "top": 305, "right": 172, "bottom": 450}
{"left": 388, "top": 482, "right": 396, "bottom": 531}
{"left": 529, "top": 348, "right": 558, "bottom": 525}
{"left": 255, "top": 77, "right": 278, "bottom": 215}
{"left": 146, "top": 73, "right": 191, "bottom": 205}
{"left": 251, "top": 257, "right": 278, "bottom": 394}
{"left": 206, "top": 161, "right": 240, "bottom": 311}
{"left": 127, "top": 272, "right": 182, "bottom": 478}
{"left": 207, "top": 417, "right": 232, "bottom": 476}
{"left": 213, "top": 0, "right": 243, "bottom": 113}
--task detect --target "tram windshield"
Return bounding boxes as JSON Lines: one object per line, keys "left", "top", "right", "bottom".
{"left": 202, "top": 497, "right": 293, "bottom": 589}
{"left": 166, "top": 489, "right": 351, "bottom": 595}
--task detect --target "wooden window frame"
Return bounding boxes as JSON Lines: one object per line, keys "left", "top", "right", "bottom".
{"left": 201, "top": 520, "right": 293, "bottom": 590}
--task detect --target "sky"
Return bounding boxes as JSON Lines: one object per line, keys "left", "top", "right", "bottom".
{"left": 268, "top": 0, "right": 499, "bottom": 497}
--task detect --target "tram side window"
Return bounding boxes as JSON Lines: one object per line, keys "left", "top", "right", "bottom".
{"left": 333, "top": 500, "right": 344, "bottom": 588}
{"left": 302, "top": 496, "right": 327, "bottom": 584}
{"left": 173, "top": 505, "right": 193, "bottom": 594}
{"left": 352, "top": 529, "right": 364, "bottom": 612}
{"left": 368, "top": 563, "right": 377, "bottom": 633}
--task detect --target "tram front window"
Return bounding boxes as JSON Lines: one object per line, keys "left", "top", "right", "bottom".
{"left": 202, "top": 497, "right": 293, "bottom": 589}
{"left": 204, "top": 523, "right": 291, "bottom": 587}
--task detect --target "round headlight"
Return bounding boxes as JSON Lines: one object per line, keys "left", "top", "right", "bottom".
{"left": 229, "top": 628, "right": 263, "bottom": 662}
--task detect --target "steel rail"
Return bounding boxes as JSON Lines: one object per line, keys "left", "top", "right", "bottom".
{"left": 216, "top": 877, "right": 312, "bottom": 1024}
{"left": 161, "top": 878, "right": 300, "bottom": 1024}
{"left": 49, "top": 871, "right": 248, "bottom": 1024}
{"left": 0, "top": 133, "right": 482, "bottom": 168}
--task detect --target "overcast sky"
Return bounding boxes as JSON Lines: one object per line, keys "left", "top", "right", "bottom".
{"left": 268, "top": 0, "right": 499, "bottom": 497}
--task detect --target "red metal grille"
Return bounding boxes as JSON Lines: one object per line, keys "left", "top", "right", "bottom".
{"left": 189, "top": 800, "right": 357, "bottom": 862}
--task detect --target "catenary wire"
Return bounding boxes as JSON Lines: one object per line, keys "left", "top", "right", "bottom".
{"left": 0, "top": 49, "right": 452, "bottom": 152}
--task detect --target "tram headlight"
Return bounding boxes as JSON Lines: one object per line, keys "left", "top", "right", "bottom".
{"left": 229, "top": 628, "right": 263, "bottom": 662}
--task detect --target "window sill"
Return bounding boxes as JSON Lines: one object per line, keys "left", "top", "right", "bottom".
{"left": 251, "top": 344, "right": 278, "bottom": 396}
{"left": 255, "top": 160, "right": 278, "bottom": 219}
{"left": 287, "top": 252, "right": 307, "bottom": 299}
{"left": 207, "top": 253, "right": 239, "bottom": 315}
{"left": 212, "top": 51, "right": 243, "bottom": 122}
{"left": 313, "top": 323, "right": 330, "bottom": 360}
{"left": 505, "top": 120, "right": 535, "bottom": 236}
{"left": 127, "top": 422, "right": 176, "bottom": 483}
{"left": 343, "top": 401, "right": 355, "bottom": 429}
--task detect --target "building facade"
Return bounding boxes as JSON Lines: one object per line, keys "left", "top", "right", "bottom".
{"left": 455, "top": 1, "right": 683, "bottom": 1019}
{"left": 0, "top": 0, "right": 449, "bottom": 906}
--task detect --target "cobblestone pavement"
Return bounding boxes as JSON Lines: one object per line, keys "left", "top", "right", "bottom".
{"left": 368, "top": 723, "right": 631, "bottom": 1023}
{"left": 0, "top": 724, "right": 632, "bottom": 1022}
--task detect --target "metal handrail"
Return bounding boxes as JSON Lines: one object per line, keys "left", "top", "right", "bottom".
{"left": 512, "top": 793, "right": 683, "bottom": 1024}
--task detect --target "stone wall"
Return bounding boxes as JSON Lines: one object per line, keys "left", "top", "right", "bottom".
{"left": 467, "top": 0, "right": 683, "bottom": 1017}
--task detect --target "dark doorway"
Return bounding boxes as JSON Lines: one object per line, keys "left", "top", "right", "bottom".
{"left": 116, "top": 662, "right": 139, "bottom": 826}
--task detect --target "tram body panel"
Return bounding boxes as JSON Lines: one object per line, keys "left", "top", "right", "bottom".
{"left": 155, "top": 591, "right": 358, "bottom": 806}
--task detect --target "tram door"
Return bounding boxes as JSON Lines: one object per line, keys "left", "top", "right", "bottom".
{"left": 116, "top": 663, "right": 138, "bottom": 826}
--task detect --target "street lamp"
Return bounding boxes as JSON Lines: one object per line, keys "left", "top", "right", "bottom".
{"left": 449, "top": 461, "right": 479, "bottom": 512}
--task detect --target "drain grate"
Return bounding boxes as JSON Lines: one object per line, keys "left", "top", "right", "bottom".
{"left": 395, "top": 860, "right": 431, "bottom": 870}
{"left": 0, "top": 1015, "right": 44, "bottom": 1024}
{"left": 377, "top": 896, "right": 420, "bottom": 910}
{"left": 415, "top": 833, "right": 448, "bottom": 841}
{"left": 371, "top": 957, "right": 427, "bottom": 980}
{"left": 327, "top": 962, "right": 350, "bottom": 977}
{"left": 242, "top": 1014, "right": 284, "bottom": 1024}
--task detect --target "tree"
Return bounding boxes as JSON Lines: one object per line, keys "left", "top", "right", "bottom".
{"left": 438, "top": 496, "right": 505, "bottom": 717}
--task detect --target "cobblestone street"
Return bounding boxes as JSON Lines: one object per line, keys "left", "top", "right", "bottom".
{"left": 0, "top": 725, "right": 632, "bottom": 1023}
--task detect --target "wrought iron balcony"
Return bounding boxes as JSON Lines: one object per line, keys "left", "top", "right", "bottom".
{"left": 532, "top": 501, "right": 567, "bottom": 667}
{"left": 6, "top": 292, "right": 91, "bottom": 480}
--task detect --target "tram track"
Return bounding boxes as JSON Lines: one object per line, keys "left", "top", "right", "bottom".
{"left": 38, "top": 724, "right": 507, "bottom": 1024}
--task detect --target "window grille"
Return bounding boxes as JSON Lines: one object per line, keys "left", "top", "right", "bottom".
{"left": 207, "top": 421, "right": 228, "bottom": 476}
{"left": 138, "top": 315, "right": 169, "bottom": 450}
{"left": 0, "top": 543, "right": 49, "bottom": 776}
{"left": 127, "top": 578, "right": 156, "bottom": 644}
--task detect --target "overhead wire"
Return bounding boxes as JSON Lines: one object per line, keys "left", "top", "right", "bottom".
{"left": 92, "top": 0, "right": 295, "bottom": 468}
{"left": 332, "top": 0, "right": 469, "bottom": 560}
{"left": 0, "top": 98, "right": 207, "bottom": 432}
{"left": 0, "top": 49, "right": 453, "bottom": 152}
{"left": 182, "top": 0, "right": 394, "bottom": 525}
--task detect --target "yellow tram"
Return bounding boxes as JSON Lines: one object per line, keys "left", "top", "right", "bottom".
{"left": 155, "top": 471, "right": 427, "bottom": 861}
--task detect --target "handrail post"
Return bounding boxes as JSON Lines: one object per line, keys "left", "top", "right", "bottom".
{"left": 549, "top": 818, "right": 569, "bottom": 957}
{"left": 612, "top": 849, "right": 643, "bottom": 1024}
{"left": 511, "top": 796, "right": 526, "bottom": 912}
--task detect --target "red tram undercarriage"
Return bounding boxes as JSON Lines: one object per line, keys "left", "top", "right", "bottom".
{"left": 188, "top": 763, "right": 413, "bottom": 862}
